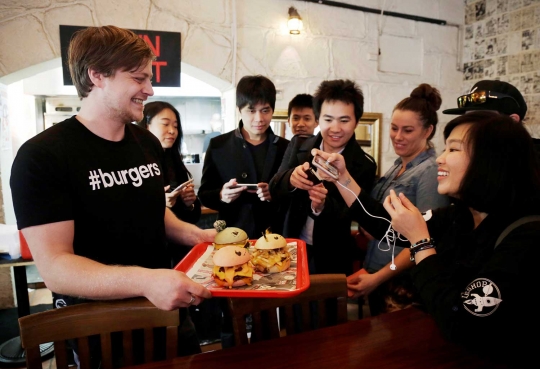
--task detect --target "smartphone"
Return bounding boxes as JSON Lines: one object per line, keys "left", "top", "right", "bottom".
{"left": 312, "top": 154, "right": 339, "bottom": 180}
{"left": 168, "top": 178, "right": 194, "bottom": 193}
{"left": 304, "top": 167, "right": 322, "bottom": 185}
{"left": 232, "top": 183, "right": 259, "bottom": 189}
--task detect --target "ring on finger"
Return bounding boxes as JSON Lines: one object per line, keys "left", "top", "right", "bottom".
{"left": 188, "top": 294, "right": 195, "bottom": 305}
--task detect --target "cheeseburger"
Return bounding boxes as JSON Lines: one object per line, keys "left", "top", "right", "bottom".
{"left": 251, "top": 232, "right": 291, "bottom": 273}
{"left": 213, "top": 226, "right": 249, "bottom": 250}
{"left": 212, "top": 246, "right": 253, "bottom": 288}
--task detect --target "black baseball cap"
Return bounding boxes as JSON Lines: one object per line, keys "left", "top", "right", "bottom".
{"left": 443, "top": 80, "right": 527, "bottom": 121}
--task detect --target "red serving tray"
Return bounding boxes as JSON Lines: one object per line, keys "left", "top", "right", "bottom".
{"left": 174, "top": 238, "right": 309, "bottom": 298}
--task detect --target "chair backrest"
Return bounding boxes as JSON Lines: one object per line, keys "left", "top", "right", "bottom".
{"left": 227, "top": 274, "right": 348, "bottom": 346}
{"left": 18, "top": 297, "right": 180, "bottom": 369}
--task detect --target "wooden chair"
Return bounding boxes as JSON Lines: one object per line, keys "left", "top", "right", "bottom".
{"left": 18, "top": 297, "right": 180, "bottom": 369}
{"left": 351, "top": 228, "right": 370, "bottom": 319}
{"left": 227, "top": 274, "right": 348, "bottom": 346}
{"left": 351, "top": 228, "right": 370, "bottom": 273}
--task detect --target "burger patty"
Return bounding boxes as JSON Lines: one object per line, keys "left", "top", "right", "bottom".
{"left": 213, "top": 239, "right": 250, "bottom": 249}
{"left": 212, "top": 262, "right": 253, "bottom": 286}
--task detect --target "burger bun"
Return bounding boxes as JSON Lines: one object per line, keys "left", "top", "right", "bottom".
{"left": 213, "top": 278, "right": 249, "bottom": 288}
{"left": 255, "top": 233, "right": 287, "bottom": 250}
{"left": 213, "top": 227, "right": 249, "bottom": 249}
{"left": 212, "top": 245, "right": 251, "bottom": 267}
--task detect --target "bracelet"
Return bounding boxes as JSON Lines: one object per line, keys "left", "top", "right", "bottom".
{"left": 410, "top": 238, "right": 433, "bottom": 254}
{"left": 409, "top": 239, "right": 435, "bottom": 262}
{"left": 189, "top": 203, "right": 195, "bottom": 211}
{"left": 410, "top": 238, "right": 433, "bottom": 249}
{"left": 410, "top": 244, "right": 436, "bottom": 262}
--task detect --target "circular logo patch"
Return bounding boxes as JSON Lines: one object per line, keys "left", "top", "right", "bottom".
{"left": 462, "top": 278, "right": 502, "bottom": 317}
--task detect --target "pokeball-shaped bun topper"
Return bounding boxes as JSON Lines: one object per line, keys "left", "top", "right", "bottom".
{"left": 212, "top": 220, "right": 249, "bottom": 250}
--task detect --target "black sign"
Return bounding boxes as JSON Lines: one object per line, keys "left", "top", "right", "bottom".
{"left": 59, "top": 25, "right": 181, "bottom": 87}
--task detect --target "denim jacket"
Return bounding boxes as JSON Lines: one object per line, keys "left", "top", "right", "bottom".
{"left": 364, "top": 148, "right": 451, "bottom": 272}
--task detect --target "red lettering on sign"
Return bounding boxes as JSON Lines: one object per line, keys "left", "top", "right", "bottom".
{"left": 152, "top": 61, "right": 168, "bottom": 83}
{"left": 139, "top": 35, "right": 161, "bottom": 57}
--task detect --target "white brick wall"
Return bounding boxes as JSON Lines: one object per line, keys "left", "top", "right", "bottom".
{"left": 0, "top": 0, "right": 466, "bottom": 179}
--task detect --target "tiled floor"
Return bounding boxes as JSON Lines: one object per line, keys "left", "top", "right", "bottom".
{"left": 21, "top": 287, "right": 370, "bottom": 367}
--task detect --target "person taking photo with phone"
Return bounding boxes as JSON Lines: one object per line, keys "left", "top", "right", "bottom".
{"left": 198, "top": 75, "right": 289, "bottom": 239}
{"left": 270, "top": 79, "right": 376, "bottom": 275}
{"left": 137, "top": 101, "right": 202, "bottom": 266}
{"left": 198, "top": 75, "right": 289, "bottom": 348}
{"left": 313, "top": 111, "right": 540, "bottom": 367}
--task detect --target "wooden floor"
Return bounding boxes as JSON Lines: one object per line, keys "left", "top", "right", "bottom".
{"left": 13, "top": 288, "right": 369, "bottom": 368}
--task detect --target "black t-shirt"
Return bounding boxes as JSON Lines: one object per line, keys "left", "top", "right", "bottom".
{"left": 10, "top": 117, "right": 169, "bottom": 269}
{"left": 246, "top": 138, "right": 269, "bottom": 181}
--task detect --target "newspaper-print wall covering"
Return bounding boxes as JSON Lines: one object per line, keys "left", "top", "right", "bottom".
{"left": 463, "top": 0, "right": 540, "bottom": 134}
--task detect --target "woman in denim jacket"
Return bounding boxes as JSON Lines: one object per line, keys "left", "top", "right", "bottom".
{"left": 357, "top": 84, "right": 450, "bottom": 315}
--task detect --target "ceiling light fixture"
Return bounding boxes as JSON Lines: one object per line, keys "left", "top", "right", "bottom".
{"left": 288, "top": 6, "right": 303, "bottom": 35}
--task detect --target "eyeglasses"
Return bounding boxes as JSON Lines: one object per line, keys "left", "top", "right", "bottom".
{"left": 457, "top": 90, "right": 520, "bottom": 109}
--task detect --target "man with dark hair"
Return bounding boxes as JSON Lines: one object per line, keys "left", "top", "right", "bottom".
{"left": 10, "top": 25, "right": 215, "bottom": 365}
{"left": 287, "top": 93, "right": 318, "bottom": 136}
{"left": 270, "top": 79, "right": 376, "bottom": 275}
{"left": 199, "top": 75, "right": 289, "bottom": 238}
{"left": 443, "top": 79, "right": 540, "bottom": 156}
{"left": 198, "top": 75, "right": 289, "bottom": 348}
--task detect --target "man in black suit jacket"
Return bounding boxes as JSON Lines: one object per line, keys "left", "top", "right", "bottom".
{"left": 270, "top": 79, "right": 376, "bottom": 275}
{"left": 199, "top": 75, "right": 289, "bottom": 239}
{"left": 198, "top": 75, "right": 289, "bottom": 348}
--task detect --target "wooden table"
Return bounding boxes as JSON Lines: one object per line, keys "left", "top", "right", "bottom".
{"left": 0, "top": 257, "right": 35, "bottom": 318}
{"left": 126, "top": 307, "right": 507, "bottom": 369}
{"left": 0, "top": 257, "right": 53, "bottom": 365}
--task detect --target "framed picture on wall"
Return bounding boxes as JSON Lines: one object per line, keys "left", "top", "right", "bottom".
{"left": 356, "top": 112, "right": 382, "bottom": 177}
{"left": 271, "top": 109, "right": 288, "bottom": 138}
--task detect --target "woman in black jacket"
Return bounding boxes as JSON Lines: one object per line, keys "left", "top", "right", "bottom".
{"left": 315, "top": 111, "right": 540, "bottom": 367}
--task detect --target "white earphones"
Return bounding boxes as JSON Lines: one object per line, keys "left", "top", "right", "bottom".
{"left": 335, "top": 180, "right": 407, "bottom": 271}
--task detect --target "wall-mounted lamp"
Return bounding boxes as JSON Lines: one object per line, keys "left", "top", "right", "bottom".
{"left": 288, "top": 6, "right": 303, "bottom": 35}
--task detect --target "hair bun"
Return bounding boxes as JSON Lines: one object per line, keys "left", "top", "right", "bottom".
{"left": 410, "top": 83, "right": 442, "bottom": 111}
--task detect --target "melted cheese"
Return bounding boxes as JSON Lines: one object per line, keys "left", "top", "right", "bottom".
{"left": 212, "top": 262, "right": 253, "bottom": 286}
{"left": 252, "top": 247, "right": 290, "bottom": 269}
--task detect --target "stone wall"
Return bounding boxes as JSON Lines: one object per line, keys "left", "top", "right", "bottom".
{"left": 463, "top": 0, "right": 540, "bottom": 134}
{"left": 0, "top": 0, "right": 465, "bottom": 174}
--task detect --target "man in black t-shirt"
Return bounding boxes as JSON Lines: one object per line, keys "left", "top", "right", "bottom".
{"left": 10, "top": 25, "right": 215, "bottom": 363}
